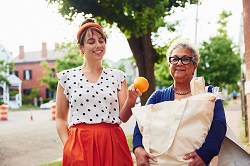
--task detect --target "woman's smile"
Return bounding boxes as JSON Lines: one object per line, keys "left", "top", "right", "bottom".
{"left": 174, "top": 67, "right": 186, "bottom": 72}
{"left": 93, "top": 49, "right": 103, "bottom": 55}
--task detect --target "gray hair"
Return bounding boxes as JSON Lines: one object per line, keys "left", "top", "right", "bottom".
{"left": 166, "top": 39, "right": 200, "bottom": 64}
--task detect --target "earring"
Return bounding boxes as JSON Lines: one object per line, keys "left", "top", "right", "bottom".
{"left": 80, "top": 51, "right": 84, "bottom": 57}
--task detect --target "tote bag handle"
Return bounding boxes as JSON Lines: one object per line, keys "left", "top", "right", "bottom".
{"left": 143, "top": 99, "right": 188, "bottom": 156}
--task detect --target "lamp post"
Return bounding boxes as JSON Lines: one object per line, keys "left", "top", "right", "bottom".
{"left": 194, "top": 2, "right": 199, "bottom": 78}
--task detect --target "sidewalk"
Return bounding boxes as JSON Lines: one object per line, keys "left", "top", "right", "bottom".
{"left": 224, "top": 96, "right": 249, "bottom": 152}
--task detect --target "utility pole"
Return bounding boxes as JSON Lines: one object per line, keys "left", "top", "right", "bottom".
{"left": 194, "top": 2, "right": 199, "bottom": 77}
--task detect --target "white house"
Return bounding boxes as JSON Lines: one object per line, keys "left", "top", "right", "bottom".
{"left": 0, "top": 44, "right": 22, "bottom": 108}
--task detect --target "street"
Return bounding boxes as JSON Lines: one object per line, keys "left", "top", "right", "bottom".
{"left": 0, "top": 109, "right": 136, "bottom": 166}
{"left": 0, "top": 109, "right": 63, "bottom": 166}
{"left": 0, "top": 97, "right": 246, "bottom": 166}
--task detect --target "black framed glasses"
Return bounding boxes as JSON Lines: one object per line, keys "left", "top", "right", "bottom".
{"left": 168, "top": 55, "right": 193, "bottom": 65}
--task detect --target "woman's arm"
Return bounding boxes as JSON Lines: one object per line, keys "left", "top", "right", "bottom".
{"left": 55, "top": 83, "right": 70, "bottom": 145}
{"left": 133, "top": 122, "right": 143, "bottom": 151}
{"left": 119, "top": 80, "right": 142, "bottom": 123}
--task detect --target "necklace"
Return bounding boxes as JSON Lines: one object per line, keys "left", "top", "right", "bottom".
{"left": 174, "top": 90, "right": 191, "bottom": 95}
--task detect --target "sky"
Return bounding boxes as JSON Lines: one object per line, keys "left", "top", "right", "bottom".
{"left": 0, "top": 0, "right": 243, "bottom": 62}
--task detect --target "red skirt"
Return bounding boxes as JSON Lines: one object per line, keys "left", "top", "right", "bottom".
{"left": 63, "top": 123, "right": 133, "bottom": 166}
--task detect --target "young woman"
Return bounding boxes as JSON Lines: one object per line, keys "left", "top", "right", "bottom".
{"left": 56, "top": 18, "right": 140, "bottom": 166}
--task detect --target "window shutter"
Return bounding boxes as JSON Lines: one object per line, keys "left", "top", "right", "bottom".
{"left": 23, "top": 70, "right": 26, "bottom": 79}
{"left": 29, "top": 70, "right": 32, "bottom": 79}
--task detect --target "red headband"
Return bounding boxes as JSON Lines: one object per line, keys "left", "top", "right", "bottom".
{"left": 77, "top": 23, "right": 103, "bottom": 43}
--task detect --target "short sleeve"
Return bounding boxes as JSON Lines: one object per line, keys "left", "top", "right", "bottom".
{"left": 117, "top": 70, "right": 126, "bottom": 91}
{"left": 56, "top": 70, "right": 69, "bottom": 100}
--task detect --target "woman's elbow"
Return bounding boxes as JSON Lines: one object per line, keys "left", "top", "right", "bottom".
{"left": 120, "top": 117, "right": 129, "bottom": 123}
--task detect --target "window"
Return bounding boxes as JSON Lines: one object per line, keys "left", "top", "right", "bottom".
{"left": 23, "top": 69, "right": 32, "bottom": 80}
{"left": 14, "top": 70, "right": 19, "bottom": 77}
{"left": 50, "top": 68, "right": 55, "bottom": 78}
{"left": 23, "top": 89, "right": 31, "bottom": 95}
{"left": 46, "top": 88, "right": 54, "bottom": 98}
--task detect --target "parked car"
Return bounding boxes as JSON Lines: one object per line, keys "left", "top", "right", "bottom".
{"left": 40, "top": 100, "right": 56, "bottom": 109}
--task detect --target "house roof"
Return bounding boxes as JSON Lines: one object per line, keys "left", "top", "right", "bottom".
{"left": 0, "top": 44, "right": 13, "bottom": 62}
{"left": 7, "top": 74, "right": 22, "bottom": 86}
{"left": 13, "top": 49, "right": 67, "bottom": 63}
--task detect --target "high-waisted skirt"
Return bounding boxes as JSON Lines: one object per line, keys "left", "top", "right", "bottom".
{"left": 62, "top": 123, "right": 133, "bottom": 166}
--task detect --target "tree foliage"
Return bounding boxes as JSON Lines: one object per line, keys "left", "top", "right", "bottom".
{"left": 39, "top": 61, "right": 58, "bottom": 91}
{"left": 197, "top": 10, "right": 241, "bottom": 92}
{"left": 0, "top": 60, "right": 14, "bottom": 86}
{"left": 46, "top": 0, "right": 198, "bottom": 105}
{"left": 22, "top": 87, "right": 39, "bottom": 104}
{"left": 154, "top": 42, "right": 173, "bottom": 88}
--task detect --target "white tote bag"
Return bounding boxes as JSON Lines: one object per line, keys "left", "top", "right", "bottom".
{"left": 217, "top": 125, "right": 250, "bottom": 166}
{"left": 132, "top": 94, "right": 216, "bottom": 165}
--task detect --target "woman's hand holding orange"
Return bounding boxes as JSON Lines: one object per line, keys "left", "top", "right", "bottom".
{"left": 127, "top": 84, "right": 142, "bottom": 101}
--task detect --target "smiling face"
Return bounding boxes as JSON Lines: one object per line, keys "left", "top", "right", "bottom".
{"left": 78, "top": 29, "right": 106, "bottom": 61}
{"left": 168, "top": 47, "right": 197, "bottom": 83}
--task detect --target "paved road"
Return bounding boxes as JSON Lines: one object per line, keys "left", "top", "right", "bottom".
{"left": 0, "top": 98, "right": 245, "bottom": 166}
{"left": 224, "top": 97, "right": 249, "bottom": 151}
{"left": 0, "top": 109, "right": 136, "bottom": 166}
{"left": 0, "top": 109, "right": 63, "bottom": 166}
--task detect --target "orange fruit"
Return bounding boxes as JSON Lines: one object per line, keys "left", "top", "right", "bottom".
{"left": 134, "top": 77, "right": 149, "bottom": 93}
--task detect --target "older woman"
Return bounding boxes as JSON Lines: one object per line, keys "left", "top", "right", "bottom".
{"left": 132, "top": 39, "right": 227, "bottom": 166}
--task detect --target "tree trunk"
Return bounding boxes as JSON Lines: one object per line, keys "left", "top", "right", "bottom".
{"left": 127, "top": 30, "right": 156, "bottom": 105}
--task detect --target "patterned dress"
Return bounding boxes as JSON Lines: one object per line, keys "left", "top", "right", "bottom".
{"left": 57, "top": 66, "right": 133, "bottom": 166}
{"left": 57, "top": 66, "right": 125, "bottom": 126}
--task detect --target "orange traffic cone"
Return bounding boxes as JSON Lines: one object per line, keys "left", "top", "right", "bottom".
{"left": 30, "top": 111, "right": 33, "bottom": 121}
{"left": 51, "top": 104, "right": 56, "bottom": 120}
{"left": 0, "top": 104, "right": 8, "bottom": 121}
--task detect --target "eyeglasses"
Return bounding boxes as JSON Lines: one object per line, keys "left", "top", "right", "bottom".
{"left": 168, "top": 55, "right": 193, "bottom": 65}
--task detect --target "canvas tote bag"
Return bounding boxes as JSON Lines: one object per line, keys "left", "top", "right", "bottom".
{"left": 132, "top": 94, "right": 216, "bottom": 165}
{"left": 217, "top": 125, "right": 250, "bottom": 166}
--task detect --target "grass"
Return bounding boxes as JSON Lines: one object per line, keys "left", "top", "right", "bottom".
{"left": 40, "top": 161, "right": 61, "bottom": 166}
{"left": 126, "top": 134, "right": 133, "bottom": 152}
{"left": 240, "top": 118, "right": 249, "bottom": 149}
{"left": 40, "top": 135, "right": 134, "bottom": 166}
{"left": 222, "top": 100, "right": 229, "bottom": 106}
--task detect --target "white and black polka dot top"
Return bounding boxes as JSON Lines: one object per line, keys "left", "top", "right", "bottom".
{"left": 57, "top": 66, "right": 126, "bottom": 127}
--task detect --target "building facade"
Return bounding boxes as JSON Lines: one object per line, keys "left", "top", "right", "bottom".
{"left": 13, "top": 43, "right": 67, "bottom": 103}
{"left": 242, "top": 0, "right": 250, "bottom": 139}
{"left": 0, "top": 44, "right": 22, "bottom": 108}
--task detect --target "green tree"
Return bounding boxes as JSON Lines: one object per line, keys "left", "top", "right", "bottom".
{"left": 197, "top": 10, "right": 241, "bottom": 92}
{"left": 0, "top": 60, "right": 14, "bottom": 86}
{"left": 46, "top": 0, "right": 198, "bottom": 104}
{"left": 22, "top": 87, "right": 39, "bottom": 105}
{"left": 39, "top": 61, "right": 58, "bottom": 92}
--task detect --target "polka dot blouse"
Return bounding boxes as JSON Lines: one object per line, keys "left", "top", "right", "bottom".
{"left": 57, "top": 66, "right": 126, "bottom": 127}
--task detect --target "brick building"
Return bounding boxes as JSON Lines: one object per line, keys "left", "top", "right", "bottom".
{"left": 13, "top": 43, "right": 67, "bottom": 101}
{"left": 242, "top": 0, "right": 250, "bottom": 139}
